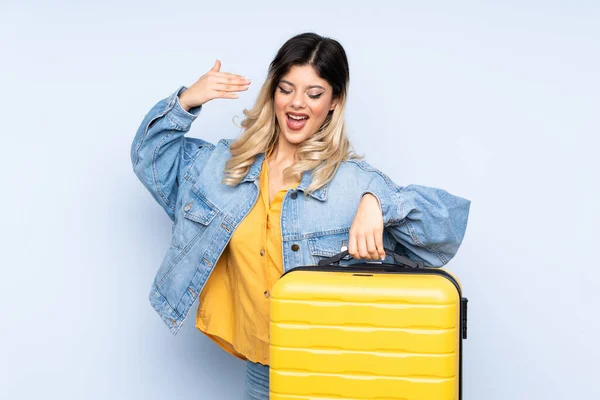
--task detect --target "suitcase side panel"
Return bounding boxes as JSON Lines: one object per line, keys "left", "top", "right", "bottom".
{"left": 270, "top": 271, "right": 461, "bottom": 400}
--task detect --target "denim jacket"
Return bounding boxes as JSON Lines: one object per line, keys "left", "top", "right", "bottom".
{"left": 130, "top": 86, "right": 472, "bottom": 335}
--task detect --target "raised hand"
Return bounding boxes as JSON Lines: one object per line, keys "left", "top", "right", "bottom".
{"left": 178, "top": 59, "right": 251, "bottom": 111}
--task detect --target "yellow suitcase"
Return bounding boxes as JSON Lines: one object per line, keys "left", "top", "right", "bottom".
{"left": 270, "top": 248, "right": 468, "bottom": 400}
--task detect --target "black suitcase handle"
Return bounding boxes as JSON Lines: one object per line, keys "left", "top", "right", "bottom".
{"left": 318, "top": 247, "right": 425, "bottom": 269}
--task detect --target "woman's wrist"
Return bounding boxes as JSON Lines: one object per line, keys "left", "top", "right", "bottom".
{"left": 178, "top": 91, "right": 193, "bottom": 112}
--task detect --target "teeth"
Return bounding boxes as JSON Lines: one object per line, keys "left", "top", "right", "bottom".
{"left": 288, "top": 114, "right": 308, "bottom": 120}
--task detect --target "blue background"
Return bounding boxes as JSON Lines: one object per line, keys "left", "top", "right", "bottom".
{"left": 2, "top": 1, "right": 598, "bottom": 398}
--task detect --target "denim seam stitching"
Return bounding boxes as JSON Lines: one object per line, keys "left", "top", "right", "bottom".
{"left": 132, "top": 106, "right": 170, "bottom": 168}
{"left": 281, "top": 228, "right": 350, "bottom": 241}
{"left": 404, "top": 219, "right": 447, "bottom": 265}
{"left": 166, "top": 112, "right": 187, "bottom": 131}
{"left": 156, "top": 236, "right": 201, "bottom": 287}
{"left": 152, "top": 132, "right": 176, "bottom": 213}
{"left": 173, "top": 267, "right": 202, "bottom": 319}
{"left": 151, "top": 283, "right": 181, "bottom": 319}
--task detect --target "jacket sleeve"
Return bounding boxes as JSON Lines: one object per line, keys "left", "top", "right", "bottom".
{"left": 361, "top": 173, "right": 471, "bottom": 268}
{"left": 130, "top": 85, "right": 215, "bottom": 222}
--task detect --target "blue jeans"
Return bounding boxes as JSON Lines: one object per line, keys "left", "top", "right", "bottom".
{"left": 244, "top": 360, "right": 270, "bottom": 399}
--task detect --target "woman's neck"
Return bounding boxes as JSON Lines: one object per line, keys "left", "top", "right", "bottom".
{"left": 268, "top": 140, "right": 297, "bottom": 167}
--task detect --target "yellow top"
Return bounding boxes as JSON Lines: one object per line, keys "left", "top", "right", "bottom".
{"left": 195, "top": 148, "right": 300, "bottom": 365}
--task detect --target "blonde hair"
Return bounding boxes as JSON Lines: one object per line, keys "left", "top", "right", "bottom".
{"left": 221, "top": 34, "right": 363, "bottom": 198}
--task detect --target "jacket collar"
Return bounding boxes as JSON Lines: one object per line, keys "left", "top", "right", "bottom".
{"left": 240, "top": 151, "right": 328, "bottom": 202}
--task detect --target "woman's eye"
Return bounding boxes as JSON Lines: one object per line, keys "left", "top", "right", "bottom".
{"left": 278, "top": 87, "right": 323, "bottom": 99}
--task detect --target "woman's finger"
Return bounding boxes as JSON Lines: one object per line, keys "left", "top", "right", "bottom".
{"left": 348, "top": 230, "right": 358, "bottom": 259}
{"left": 214, "top": 83, "right": 251, "bottom": 92}
{"left": 212, "top": 76, "right": 251, "bottom": 85}
{"left": 366, "top": 234, "right": 379, "bottom": 260}
{"left": 213, "top": 91, "right": 239, "bottom": 99}
{"left": 213, "top": 88, "right": 249, "bottom": 99}
{"left": 357, "top": 233, "right": 370, "bottom": 260}
{"left": 211, "top": 71, "right": 248, "bottom": 80}
{"left": 374, "top": 230, "right": 385, "bottom": 260}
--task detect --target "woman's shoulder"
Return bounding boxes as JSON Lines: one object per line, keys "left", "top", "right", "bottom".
{"left": 218, "top": 138, "right": 235, "bottom": 147}
{"left": 339, "top": 157, "right": 400, "bottom": 189}
{"left": 342, "top": 157, "right": 387, "bottom": 177}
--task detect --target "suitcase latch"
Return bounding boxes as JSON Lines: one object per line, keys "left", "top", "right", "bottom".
{"left": 461, "top": 297, "right": 468, "bottom": 339}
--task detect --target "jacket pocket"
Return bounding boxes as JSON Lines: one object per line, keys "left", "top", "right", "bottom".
{"left": 171, "top": 188, "right": 219, "bottom": 250}
{"left": 307, "top": 229, "right": 397, "bottom": 266}
{"left": 307, "top": 230, "right": 351, "bottom": 265}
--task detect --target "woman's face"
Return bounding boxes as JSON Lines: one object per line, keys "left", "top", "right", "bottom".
{"left": 273, "top": 64, "right": 338, "bottom": 147}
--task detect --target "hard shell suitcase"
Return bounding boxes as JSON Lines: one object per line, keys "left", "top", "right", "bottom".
{"left": 269, "top": 248, "right": 468, "bottom": 400}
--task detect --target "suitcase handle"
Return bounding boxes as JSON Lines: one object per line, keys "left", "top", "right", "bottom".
{"left": 318, "top": 248, "right": 425, "bottom": 269}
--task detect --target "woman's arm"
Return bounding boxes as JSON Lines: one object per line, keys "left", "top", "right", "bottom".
{"left": 361, "top": 175, "right": 472, "bottom": 268}
{"left": 130, "top": 85, "right": 213, "bottom": 222}
{"left": 130, "top": 61, "right": 251, "bottom": 222}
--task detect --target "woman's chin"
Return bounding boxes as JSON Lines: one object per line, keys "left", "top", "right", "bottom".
{"left": 285, "top": 133, "right": 309, "bottom": 144}
{"left": 279, "top": 127, "right": 310, "bottom": 143}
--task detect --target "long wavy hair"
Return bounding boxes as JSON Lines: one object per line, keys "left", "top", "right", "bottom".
{"left": 222, "top": 32, "right": 364, "bottom": 197}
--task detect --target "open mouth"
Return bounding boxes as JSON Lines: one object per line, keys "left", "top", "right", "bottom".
{"left": 287, "top": 113, "right": 309, "bottom": 121}
{"left": 286, "top": 114, "right": 308, "bottom": 131}
{"left": 286, "top": 113, "right": 309, "bottom": 131}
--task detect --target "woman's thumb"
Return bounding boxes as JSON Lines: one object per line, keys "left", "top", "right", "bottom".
{"left": 211, "top": 59, "right": 221, "bottom": 72}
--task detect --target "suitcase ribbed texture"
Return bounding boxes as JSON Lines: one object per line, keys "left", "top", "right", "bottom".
{"left": 270, "top": 270, "right": 461, "bottom": 400}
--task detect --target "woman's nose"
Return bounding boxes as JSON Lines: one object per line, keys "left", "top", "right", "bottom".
{"left": 291, "top": 92, "right": 306, "bottom": 109}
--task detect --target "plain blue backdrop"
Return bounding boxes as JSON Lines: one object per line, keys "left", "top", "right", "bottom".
{"left": 2, "top": 1, "right": 599, "bottom": 399}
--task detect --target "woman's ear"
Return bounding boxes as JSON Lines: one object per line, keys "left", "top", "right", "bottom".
{"left": 329, "top": 98, "right": 338, "bottom": 111}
